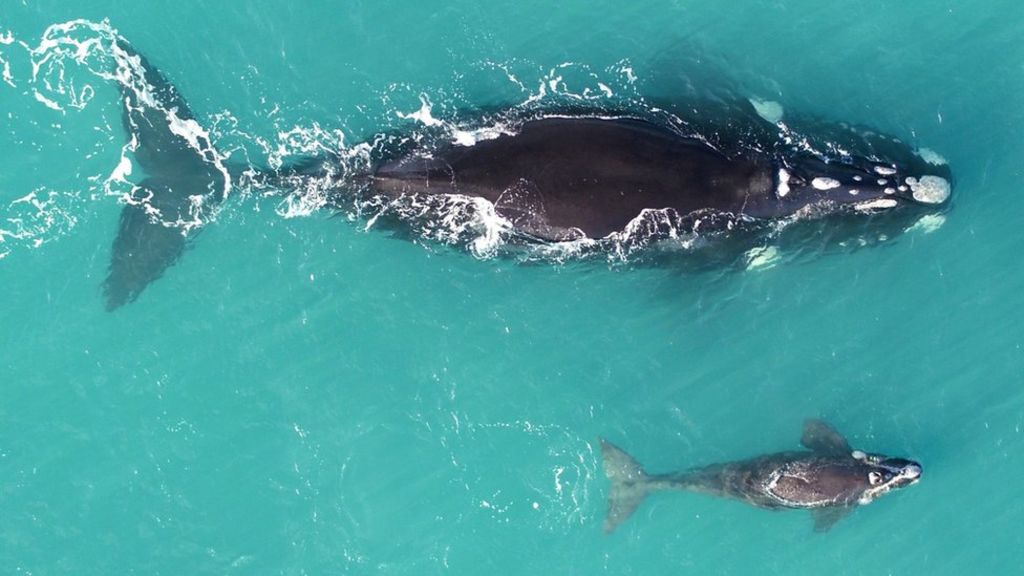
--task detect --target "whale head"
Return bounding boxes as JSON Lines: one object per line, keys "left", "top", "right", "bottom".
{"left": 851, "top": 450, "right": 922, "bottom": 505}
{"left": 771, "top": 149, "right": 952, "bottom": 216}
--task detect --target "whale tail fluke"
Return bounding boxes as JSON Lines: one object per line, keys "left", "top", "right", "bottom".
{"left": 600, "top": 438, "right": 654, "bottom": 533}
{"left": 102, "top": 178, "right": 189, "bottom": 310}
{"left": 103, "top": 39, "right": 228, "bottom": 310}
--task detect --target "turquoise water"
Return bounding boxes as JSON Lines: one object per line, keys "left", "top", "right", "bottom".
{"left": 2, "top": 1, "right": 1023, "bottom": 574}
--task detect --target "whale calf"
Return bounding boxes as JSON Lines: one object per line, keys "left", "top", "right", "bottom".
{"left": 101, "top": 38, "right": 953, "bottom": 309}
{"left": 600, "top": 420, "right": 921, "bottom": 533}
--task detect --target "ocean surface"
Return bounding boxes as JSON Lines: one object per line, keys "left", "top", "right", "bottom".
{"left": 2, "top": 1, "right": 1023, "bottom": 574}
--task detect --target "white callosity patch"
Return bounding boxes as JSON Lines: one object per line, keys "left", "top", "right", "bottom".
{"left": 811, "top": 177, "right": 841, "bottom": 190}
{"left": 873, "top": 166, "right": 897, "bottom": 176}
{"left": 854, "top": 198, "right": 898, "bottom": 211}
{"left": 906, "top": 175, "right": 951, "bottom": 204}
{"left": 776, "top": 168, "right": 791, "bottom": 197}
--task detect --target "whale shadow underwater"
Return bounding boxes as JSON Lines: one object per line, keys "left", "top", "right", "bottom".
{"left": 600, "top": 419, "right": 922, "bottom": 533}
{"left": 101, "top": 38, "right": 954, "bottom": 310}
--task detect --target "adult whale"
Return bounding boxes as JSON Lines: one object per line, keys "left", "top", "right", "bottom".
{"left": 600, "top": 420, "right": 922, "bottom": 533}
{"left": 101, "top": 39, "right": 953, "bottom": 309}
{"left": 372, "top": 116, "right": 951, "bottom": 242}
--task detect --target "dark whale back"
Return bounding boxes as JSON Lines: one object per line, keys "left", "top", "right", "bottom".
{"left": 373, "top": 117, "right": 775, "bottom": 240}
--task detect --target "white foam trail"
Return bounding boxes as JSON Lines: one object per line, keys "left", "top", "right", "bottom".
{"left": 617, "top": 62, "right": 637, "bottom": 84}
{"left": 397, "top": 93, "right": 516, "bottom": 148}
{"left": 1, "top": 188, "right": 80, "bottom": 252}
{"left": 1, "top": 56, "right": 14, "bottom": 87}
{"left": 397, "top": 94, "right": 444, "bottom": 127}
{"left": 103, "top": 133, "right": 136, "bottom": 195}
{"left": 363, "top": 192, "right": 513, "bottom": 258}
{"left": 33, "top": 90, "right": 63, "bottom": 111}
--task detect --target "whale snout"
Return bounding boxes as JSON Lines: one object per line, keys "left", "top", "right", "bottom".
{"left": 782, "top": 152, "right": 953, "bottom": 211}
{"left": 882, "top": 458, "right": 923, "bottom": 489}
{"left": 903, "top": 462, "right": 922, "bottom": 480}
{"left": 883, "top": 151, "right": 953, "bottom": 206}
{"left": 905, "top": 175, "right": 951, "bottom": 205}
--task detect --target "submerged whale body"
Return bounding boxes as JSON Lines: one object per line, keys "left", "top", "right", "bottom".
{"left": 600, "top": 420, "right": 922, "bottom": 533}
{"left": 101, "top": 38, "right": 953, "bottom": 309}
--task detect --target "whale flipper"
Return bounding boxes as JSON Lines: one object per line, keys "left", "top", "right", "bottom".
{"left": 103, "top": 40, "right": 227, "bottom": 310}
{"left": 811, "top": 506, "right": 853, "bottom": 533}
{"left": 801, "top": 420, "right": 852, "bottom": 457}
{"left": 600, "top": 438, "right": 652, "bottom": 533}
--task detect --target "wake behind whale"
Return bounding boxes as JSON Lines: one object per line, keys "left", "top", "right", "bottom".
{"left": 91, "top": 31, "right": 952, "bottom": 309}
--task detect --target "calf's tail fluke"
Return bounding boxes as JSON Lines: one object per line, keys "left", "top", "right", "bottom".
{"left": 600, "top": 438, "right": 654, "bottom": 533}
{"left": 102, "top": 38, "right": 229, "bottom": 310}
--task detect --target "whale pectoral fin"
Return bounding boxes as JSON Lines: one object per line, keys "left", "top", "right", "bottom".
{"left": 811, "top": 506, "right": 853, "bottom": 533}
{"left": 801, "top": 419, "right": 852, "bottom": 456}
